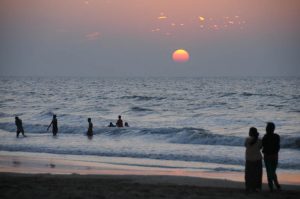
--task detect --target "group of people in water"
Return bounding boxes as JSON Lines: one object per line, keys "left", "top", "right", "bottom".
{"left": 14, "top": 115, "right": 281, "bottom": 192}
{"left": 245, "top": 122, "right": 281, "bottom": 193}
{"left": 15, "top": 114, "right": 129, "bottom": 138}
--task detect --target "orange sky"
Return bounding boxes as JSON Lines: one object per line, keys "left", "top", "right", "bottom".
{"left": 2, "top": 0, "right": 299, "bottom": 37}
{"left": 0, "top": 0, "right": 299, "bottom": 76}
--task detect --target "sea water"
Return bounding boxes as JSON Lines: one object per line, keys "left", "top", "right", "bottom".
{"left": 0, "top": 77, "right": 299, "bottom": 172}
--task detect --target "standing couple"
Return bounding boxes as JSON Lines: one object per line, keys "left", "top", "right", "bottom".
{"left": 245, "top": 122, "right": 281, "bottom": 192}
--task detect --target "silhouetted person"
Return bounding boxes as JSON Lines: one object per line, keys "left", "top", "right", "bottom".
{"left": 87, "top": 118, "right": 93, "bottom": 137}
{"left": 124, "top": 122, "right": 129, "bottom": 127}
{"left": 47, "top": 114, "right": 58, "bottom": 136}
{"left": 116, "top": 115, "right": 123, "bottom": 127}
{"left": 108, "top": 122, "right": 115, "bottom": 127}
{"left": 262, "top": 122, "right": 281, "bottom": 192}
{"left": 15, "top": 116, "right": 26, "bottom": 137}
{"left": 245, "top": 127, "right": 262, "bottom": 192}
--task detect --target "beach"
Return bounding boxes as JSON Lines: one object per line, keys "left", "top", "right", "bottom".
{"left": 1, "top": 151, "right": 300, "bottom": 199}
{"left": 1, "top": 173, "right": 300, "bottom": 199}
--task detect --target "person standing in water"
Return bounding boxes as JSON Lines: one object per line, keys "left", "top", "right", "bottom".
{"left": 108, "top": 122, "right": 115, "bottom": 127}
{"left": 47, "top": 114, "right": 58, "bottom": 136}
{"left": 87, "top": 118, "right": 93, "bottom": 137}
{"left": 116, "top": 115, "right": 123, "bottom": 127}
{"left": 15, "top": 116, "right": 26, "bottom": 137}
{"left": 262, "top": 122, "right": 281, "bottom": 192}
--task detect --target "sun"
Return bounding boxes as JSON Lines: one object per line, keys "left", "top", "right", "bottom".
{"left": 172, "top": 49, "right": 190, "bottom": 63}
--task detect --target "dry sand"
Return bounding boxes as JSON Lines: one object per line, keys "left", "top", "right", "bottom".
{"left": 1, "top": 173, "right": 300, "bottom": 199}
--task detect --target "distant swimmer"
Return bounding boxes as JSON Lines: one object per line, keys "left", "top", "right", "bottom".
{"left": 108, "top": 122, "right": 115, "bottom": 127}
{"left": 47, "top": 114, "right": 58, "bottom": 136}
{"left": 116, "top": 115, "right": 123, "bottom": 127}
{"left": 87, "top": 118, "right": 93, "bottom": 137}
{"left": 15, "top": 116, "right": 26, "bottom": 137}
{"left": 125, "top": 122, "right": 129, "bottom": 127}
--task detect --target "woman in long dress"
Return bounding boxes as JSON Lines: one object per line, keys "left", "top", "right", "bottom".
{"left": 245, "top": 127, "right": 263, "bottom": 192}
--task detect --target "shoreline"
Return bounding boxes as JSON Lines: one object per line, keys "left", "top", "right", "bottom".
{"left": 1, "top": 151, "right": 300, "bottom": 187}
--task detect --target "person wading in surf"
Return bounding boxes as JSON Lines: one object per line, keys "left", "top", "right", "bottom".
{"left": 15, "top": 116, "right": 26, "bottom": 138}
{"left": 47, "top": 114, "right": 58, "bottom": 136}
{"left": 87, "top": 118, "right": 93, "bottom": 137}
{"left": 116, "top": 115, "right": 123, "bottom": 127}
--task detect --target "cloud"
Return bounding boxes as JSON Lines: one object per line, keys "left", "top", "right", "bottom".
{"left": 158, "top": 16, "right": 167, "bottom": 20}
{"left": 85, "top": 32, "right": 101, "bottom": 40}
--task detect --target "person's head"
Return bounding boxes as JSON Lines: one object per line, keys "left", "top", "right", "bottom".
{"left": 53, "top": 114, "right": 56, "bottom": 119}
{"left": 118, "top": 115, "right": 121, "bottom": 119}
{"left": 15, "top": 116, "right": 19, "bottom": 120}
{"left": 88, "top": 118, "right": 91, "bottom": 122}
{"left": 266, "top": 122, "right": 275, "bottom": 135}
{"left": 249, "top": 127, "right": 259, "bottom": 138}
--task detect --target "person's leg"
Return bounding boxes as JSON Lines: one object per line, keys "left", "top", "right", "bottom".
{"left": 245, "top": 161, "right": 250, "bottom": 191}
{"left": 16, "top": 130, "right": 20, "bottom": 138}
{"left": 53, "top": 128, "right": 57, "bottom": 136}
{"left": 256, "top": 160, "right": 263, "bottom": 191}
{"left": 247, "top": 161, "right": 258, "bottom": 192}
{"left": 21, "top": 129, "right": 26, "bottom": 137}
{"left": 264, "top": 159, "right": 274, "bottom": 192}
{"left": 273, "top": 159, "right": 281, "bottom": 190}
{"left": 273, "top": 173, "right": 281, "bottom": 190}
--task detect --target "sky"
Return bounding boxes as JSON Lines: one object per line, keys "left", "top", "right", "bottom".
{"left": 0, "top": 0, "right": 299, "bottom": 76}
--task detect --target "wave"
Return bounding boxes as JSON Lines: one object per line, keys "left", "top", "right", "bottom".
{"left": 0, "top": 122, "right": 86, "bottom": 134}
{"left": 121, "top": 95, "right": 165, "bottom": 101}
{"left": 39, "top": 110, "right": 57, "bottom": 117}
{"left": 218, "top": 92, "right": 237, "bottom": 97}
{"left": 0, "top": 112, "right": 14, "bottom": 118}
{"left": 0, "top": 145, "right": 243, "bottom": 167}
{"left": 130, "top": 106, "right": 154, "bottom": 112}
{"left": 240, "top": 92, "right": 281, "bottom": 98}
{"left": 1, "top": 144, "right": 299, "bottom": 170}
{"left": 1, "top": 122, "right": 299, "bottom": 149}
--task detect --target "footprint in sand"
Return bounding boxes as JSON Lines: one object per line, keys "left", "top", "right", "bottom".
{"left": 47, "top": 163, "right": 56, "bottom": 168}
{"left": 12, "top": 160, "right": 21, "bottom": 167}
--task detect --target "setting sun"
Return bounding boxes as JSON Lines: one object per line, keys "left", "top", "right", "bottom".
{"left": 172, "top": 49, "right": 190, "bottom": 63}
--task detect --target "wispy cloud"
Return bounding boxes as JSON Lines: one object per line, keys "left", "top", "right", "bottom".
{"left": 85, "top": 32, "right": 101, "bottom": 40}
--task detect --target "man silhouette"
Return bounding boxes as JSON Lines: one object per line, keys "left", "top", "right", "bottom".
{"left": 15, "top": 116, "right": 26, "bottom": 137}
{"left": 262, "top": 122, "right": 281, "bottom": 192}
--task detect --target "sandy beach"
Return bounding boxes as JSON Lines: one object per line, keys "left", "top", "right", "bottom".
{"left": 1, "top": 151, "right": 300, "bottom": 198}
{"left": 1, "top": 173, "right": 300, "bottom": 199}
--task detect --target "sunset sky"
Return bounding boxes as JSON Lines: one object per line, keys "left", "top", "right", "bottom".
{"left": 0, "top": 0, "right": 299, "bottom": 76}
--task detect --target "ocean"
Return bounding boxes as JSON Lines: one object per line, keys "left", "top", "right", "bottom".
{"left": 0, "top": 77, "right": 300, "bottom": 173}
